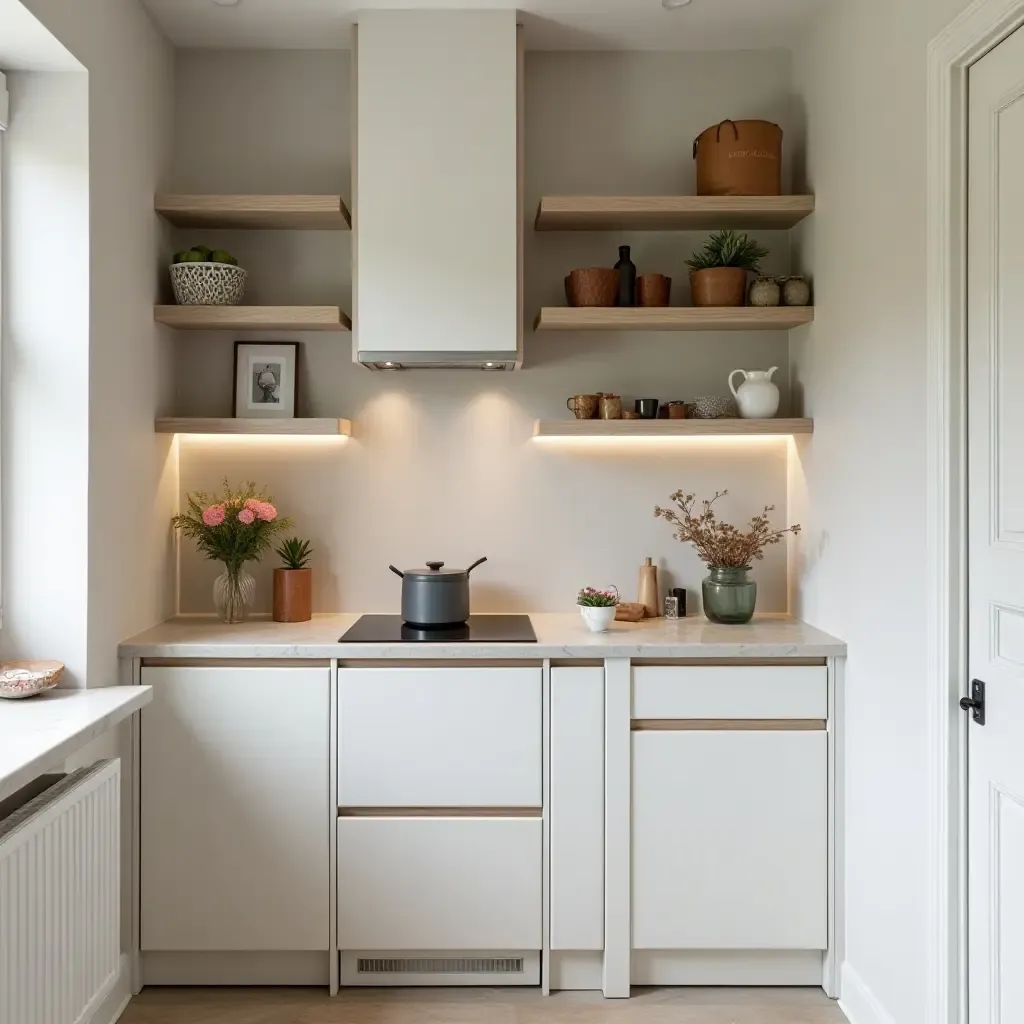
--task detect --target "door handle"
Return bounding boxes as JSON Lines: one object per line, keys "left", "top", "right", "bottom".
{"left": 959, "top": 679, "right": 986, "bottom": 725}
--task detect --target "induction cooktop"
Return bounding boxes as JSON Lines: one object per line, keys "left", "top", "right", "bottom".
{"left": 339, "top": 614, "right": 537, "bottom": 644}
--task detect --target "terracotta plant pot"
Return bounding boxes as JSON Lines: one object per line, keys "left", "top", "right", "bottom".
{"left": 637, "top": 273, "right": 671, "bottom": 307}
{"left": 689, "top": 267, "right": 749, "bottom": 307}
{"left": 565, "top": 268, "right": 619, "bottom": 307}
{"left": 273, "top": 568, "right": 312, "bottom": 623}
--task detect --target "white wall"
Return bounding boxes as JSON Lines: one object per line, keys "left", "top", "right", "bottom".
{"left": 172, "top": 48, "right": 802, "bottom": 615}
{"left": 790, "top": 0, "right": 971, "bottom": 1020}
{"left": 14, "top": 0, "right": 177, "bottom": 686}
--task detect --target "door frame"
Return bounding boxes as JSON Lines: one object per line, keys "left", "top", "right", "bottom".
{"left": 927, "top": 2, "right": 1024, "bottom": 1022}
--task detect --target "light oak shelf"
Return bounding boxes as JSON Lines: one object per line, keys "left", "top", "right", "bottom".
{"left": 155, "top": 194, "right": 351, "bottom": 230}
{"left": 156, "top": 418, "right": 352, "bottom": 436}
{"left": 534, "top": 306, "right": 813, "bottom": 332}
{"left": 154, "top": 305, "right": 351, "bottom": 331}
{"left": 535, "top": 195, "right": 815, "bottom": 231}
{"left": 534, "top": 418, "right": 813, "bottom": 438}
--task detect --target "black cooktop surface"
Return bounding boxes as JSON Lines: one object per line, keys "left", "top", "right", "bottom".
{"left": 339, "top": 614, "right": 537, "bottom": 644}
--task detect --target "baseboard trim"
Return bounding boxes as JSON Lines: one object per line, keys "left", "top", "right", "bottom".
{"left": 550, "top": 951, "right": 603, "bottom": 990}
{"left": 631, "top": 949, "right": 824, "bottom": 986}
{"left": 85, "top": 954, "right": 131, "bottom": 1024}
{"left": 141, "top": 950, "right": 330, "bottom": 986}
{"left": 838, "top": 962, "right": 897, "bottom": 1024}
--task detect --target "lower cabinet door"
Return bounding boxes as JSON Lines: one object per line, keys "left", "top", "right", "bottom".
{"left": 632, "top": 729, "right": 827, "bottom": 950}
{"left": 337, "top": 817, "right": 542, "bottom": 950}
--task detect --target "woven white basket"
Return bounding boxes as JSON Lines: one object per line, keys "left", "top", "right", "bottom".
{"left": 169, "top": 261, "right": 247, "bottom": 306}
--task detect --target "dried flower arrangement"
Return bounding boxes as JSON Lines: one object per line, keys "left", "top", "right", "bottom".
{"left": 654, "top": 490, "right": 800, "bottom": 568}
{"left": 577, "top": 586, "right": 619, "bottom": 608}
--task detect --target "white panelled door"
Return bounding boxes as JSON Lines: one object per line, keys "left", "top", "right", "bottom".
{"left": 968, "top": 24, "right": 1024, "bottom": 1024}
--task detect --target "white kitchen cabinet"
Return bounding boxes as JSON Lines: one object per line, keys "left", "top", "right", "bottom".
{"left": 337, "top": 817, "right": 541, "bottom": 950}
{"left": 338, "top": 667, "right": 541, "bottom": 807}
{"left": 550, "top": 667, "right": 604, "bottom": 951}
{"left": 141, "top": 666, "right": 330, "bottom": 951}
{"left": 632, "top": 729, "right": 827, "bottom": 951}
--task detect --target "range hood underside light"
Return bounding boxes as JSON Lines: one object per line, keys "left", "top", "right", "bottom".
{"left": 361, "top": 352, "right": 517, "bottom": 371}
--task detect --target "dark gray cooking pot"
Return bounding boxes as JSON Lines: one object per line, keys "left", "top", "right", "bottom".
{"left": 388, "top": 557, "right": 488, "bottom": 627}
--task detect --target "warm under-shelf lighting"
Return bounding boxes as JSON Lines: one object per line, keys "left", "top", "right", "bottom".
{"left": 531, "top": 434, "right": 789, "bottom": 448}
{"left": 176, "top": 434, "right": 349, "bottom": 447}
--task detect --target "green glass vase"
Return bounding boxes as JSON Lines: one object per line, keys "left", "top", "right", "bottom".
{"left": 702, "top": 565, "right": 757, "bottom": 624}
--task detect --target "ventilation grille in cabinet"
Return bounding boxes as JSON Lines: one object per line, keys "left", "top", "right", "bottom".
{"left": 357, "top": 957, "right": 525, "bottom": 975}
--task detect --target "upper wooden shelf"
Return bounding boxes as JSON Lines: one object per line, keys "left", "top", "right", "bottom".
{"left": 155, "top": 194, "right": 351, "bottom": 230}
{"left": 534, "top": 306, "right": 813, "bottom": 332}
{"left": 155, "top": 305, "right": 351, "bottom": 332}
{"left": 535, "top": 195, "right": 815, "bottom": 232}
{"left": 535, "top": 418, "right": 813, "bottom": 438}
{"left": 156, "top": 418, "right": 351, "bottom": 436}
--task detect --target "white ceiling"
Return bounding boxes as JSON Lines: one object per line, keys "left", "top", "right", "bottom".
{"left": 140, "top": 0, "right": 824, "bottom": 52}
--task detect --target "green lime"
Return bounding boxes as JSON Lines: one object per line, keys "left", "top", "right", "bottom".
{"left": 172, "top": 251, "right": 191, "bottom": 264}
{"left": 191, "top": 244, "right": 212, "bottom": 257}
{"left": 181, "top": 250, "right": 204, "bottom": 262}
{"left": 209, "top": 249, "right": 235, "bottom": 265}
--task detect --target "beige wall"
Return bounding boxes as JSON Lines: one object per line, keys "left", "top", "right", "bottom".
{"left": 790, "top": 0, "right": 972, "bottom": 1020}
{"left": 172, "top": 48, "right": 802, "bottom": 615}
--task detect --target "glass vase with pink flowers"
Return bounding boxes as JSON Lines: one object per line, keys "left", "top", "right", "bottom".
{"left": 172, "top": 479, "right": 293, "bottom": 623}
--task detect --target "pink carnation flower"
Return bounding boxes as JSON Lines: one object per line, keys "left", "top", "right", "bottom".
{"left": 243, "top": 498, "right": 262, "bottom": 511}
{"left": 202, "top": 505, "right": 225, "bottom": 527}
{"left": 237, "top": 507, "right": 256, "bottom": 525}
{"left": 255, "top": 501, "right": 277, "bottom": 522}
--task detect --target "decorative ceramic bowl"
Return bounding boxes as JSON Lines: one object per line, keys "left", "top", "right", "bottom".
{"left": 693, "top": 395, "right": 737, "bottom": 419}
{"left": 0, "top": 661, "right": 64, "bottom": 699}
{"left": 169, "top": 261, "right": 247, "bottom": 306}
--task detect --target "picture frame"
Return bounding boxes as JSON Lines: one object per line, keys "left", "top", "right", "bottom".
{"left": 233, "top": 342, "right": 299, "bottom": 419}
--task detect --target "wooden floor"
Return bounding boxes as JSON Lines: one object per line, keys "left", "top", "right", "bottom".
{"left": 120, "top": 986, "right": 848, "bottom": 1023}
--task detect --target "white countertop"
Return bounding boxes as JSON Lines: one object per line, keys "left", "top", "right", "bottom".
{"left": 119, "top": 613, "right": 845, "bottom": 660}
{"left": 0, "top": 686, "right": 152, "bottom": 802}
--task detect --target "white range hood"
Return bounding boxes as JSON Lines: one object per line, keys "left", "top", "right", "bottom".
{"left": 353, "top": 10, "right": 523, "bottom": 369}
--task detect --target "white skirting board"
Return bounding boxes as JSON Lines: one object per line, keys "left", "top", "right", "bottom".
{"left": 838, "top": 962, "right": 897, "bottom": 1024}
{"left": 141, "top": 951, "right": 330, "bottom": 986}
{"left": 87, "top": 954, "right": 131, "bottom": 1024}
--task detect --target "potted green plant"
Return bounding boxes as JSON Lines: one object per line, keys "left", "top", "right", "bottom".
{"left": 685, "top": 230, "right": 769, "bottom": 307}
{"left": 654, "top": 489, "right": 800, "bottom": 624}
{"left": 577, "top": 586, "right": 619, "bottom": 633}
{"left": 172, "top": 480, "right": 292, "bottom": 623}
{"left": 274, "top": 538, "right": 313, "bottom": 623}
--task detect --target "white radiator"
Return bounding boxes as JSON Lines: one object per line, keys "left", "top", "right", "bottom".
{"left": 0, "top": 759, "right": 121, "bottom": 1024}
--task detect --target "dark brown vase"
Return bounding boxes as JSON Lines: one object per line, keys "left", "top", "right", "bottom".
{"left": 689, "top": 267, "right": 749, "bottom": 307}
{"left": 273, "top": 568, "right": 312, "bottom": 622}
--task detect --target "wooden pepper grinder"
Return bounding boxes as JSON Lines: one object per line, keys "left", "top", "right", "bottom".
{"left": 637, "top": 557, "right": 660, "bottom": 618}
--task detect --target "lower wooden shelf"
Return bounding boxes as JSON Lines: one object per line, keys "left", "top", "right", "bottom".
{"left": 534, "top": 418, "right": 813, "bottom": 438}
{"left": 156, "top": 418, "right": 352, "bottom": 436}
{"left": 534, "top": 306, "right": 813, "bottom": 332}
{"left": 155, "top": 305, "right": 351, "bottom": 331}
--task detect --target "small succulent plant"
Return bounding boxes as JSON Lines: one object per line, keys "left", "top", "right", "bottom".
{"left": 577, "top": 586, "right": 619, "bottom": 607}
{"left": 276, "top": 537, "right": 313, "bottom": 570}
{"left": 686, "top": 230, "right": 769, "bottom": 272}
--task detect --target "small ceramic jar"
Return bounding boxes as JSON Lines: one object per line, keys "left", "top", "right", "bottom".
{"left": 598, "top": 394, "right": 622, "bottom": 419}
{"left": 748, "top": 276, "right": 781, "bottom": 307}
{"left": 781, "top": 276, "right": 811, "bottom": 306}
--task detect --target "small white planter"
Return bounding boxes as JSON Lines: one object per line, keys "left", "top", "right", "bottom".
{"left": 579, "top": 605, "right": 616, "bottom": 633}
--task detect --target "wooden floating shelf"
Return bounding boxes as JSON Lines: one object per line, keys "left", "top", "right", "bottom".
{"left": 535, "top": 418, "right": 813, "bottom": 438}
{"left": 535, "top": 195, "right": 815, "bottom": 231}
{"left": 534, "top": 306, "right": 813, "bottom": 332}
{"left": 155, "top": 194, "right": 351, "bottom": 230}
{"left": 155, "top": 305, "right": 351, "bottom": 331}
{"left": 156, "top": 418, "right": 352, "bottom": 436}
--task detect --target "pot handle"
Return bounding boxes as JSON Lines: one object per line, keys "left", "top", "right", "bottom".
{"left": 388, "top": 565, "right": 404, "bottom": 578}
{"left": 728, "top": 369, "right": 746, "bottom": 400}
{"left": 466, "top": 557, "right": 488, "bottom": 574}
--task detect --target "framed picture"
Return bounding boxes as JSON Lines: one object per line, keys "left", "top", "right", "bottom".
{"left": 233, "top": 342, "right": 298, "bottom": 419}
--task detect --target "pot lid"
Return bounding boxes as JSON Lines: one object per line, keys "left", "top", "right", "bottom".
{"left": 401, "top": 558, "right": 486, "bottom": 581}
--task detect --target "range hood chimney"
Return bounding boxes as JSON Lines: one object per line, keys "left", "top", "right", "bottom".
{"left": 353, "top": 10, "right": 523, "bottom": 369}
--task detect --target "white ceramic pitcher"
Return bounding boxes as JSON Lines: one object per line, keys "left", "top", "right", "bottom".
{"left": 728, "top": 366, "right": 780, "bottom": 419}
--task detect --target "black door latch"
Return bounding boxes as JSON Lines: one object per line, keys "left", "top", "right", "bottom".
{"left": 960, "top": 679, "right": 986, "bottom": 725}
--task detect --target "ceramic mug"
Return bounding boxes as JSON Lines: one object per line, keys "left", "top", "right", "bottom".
{"left": 566, "top": 394, "right": 599, "bottom": 419}
{"left": 635, "top": 398, "right": 660, "bottom": 419}
{"left": 598, "top": 394, "right": 622, "bottom": 420}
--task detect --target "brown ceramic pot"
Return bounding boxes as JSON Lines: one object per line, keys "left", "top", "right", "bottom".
{"left": 689, "top": 267, "right": 748, "bottom": 307}
{"left": 637, "top": 273, "right": 671, "bottom": 307}
{"left": 565, "top": 268, "right": 619, "bottom": 307}
{"left": 273, "top": 568, "right": 312, "bottom": 623}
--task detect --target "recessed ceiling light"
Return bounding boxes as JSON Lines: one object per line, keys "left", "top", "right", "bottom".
{"left": 662, "top": 0, "right": 694, "bottom": 8}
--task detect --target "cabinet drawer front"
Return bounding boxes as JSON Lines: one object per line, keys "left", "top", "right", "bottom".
{"left": 337, "top": 817, "right": 541, "bottom": 950}
{"left": 632, "top": 730, "right": 827, "bottom": 950}
{"left": 632, "top": 665, "right": 827, "bottom": 720}
{"left": 339, "top": 668, "right": 541, "bottom": 807}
